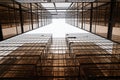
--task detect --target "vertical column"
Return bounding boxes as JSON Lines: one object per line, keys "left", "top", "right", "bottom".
{"left": 19, "top": 4, "right": 24, "bottom": 33}
{"left": 37, "top": 4, "right": 39, "bottom": 28}
{"left": 30, "top": 3, "right": 33, "bottom": 30}
{"left": 77, "top": 2, "right": 79, "bottom": 27}
{"left": 94, "top": 2, "right": 98, "bottom": 33}
{"left": 13, "top": 1, "right": 18, "bottom": 34}
{"left": 0, "top": 22, "right": 3, "bottom": 41}
{"left": 107, "top": 0, "right": 116, "bottom": 39}
{"left": 81, "top": 2, "right": 84, "bottom": 29}
{"left": 90, "top": 2, "right": 93, "bottom": 32}
{"left": 41, "top": 9, "right": 43, "bottom": 27}
{"left": 74, "top": 4, "right": 75, "bottom": 26}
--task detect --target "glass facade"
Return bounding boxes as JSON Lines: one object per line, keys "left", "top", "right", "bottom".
{"left": 0, "top": 1, "right": 52, "bottom": 39}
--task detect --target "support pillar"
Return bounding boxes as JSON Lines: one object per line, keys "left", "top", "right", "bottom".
{"left": 30, "top": 3, "right": 33, "bottom": 30}
{"left": 107, "top": 0, "right": 116, "bottom": 39}
{"left": 90, "top": 2, "right": 93, "bottom": 32}
{"left": 19, "top": 4, "right": 24, "bottom": 33}
{"left": 0, "top": 22, "right": 3, "bottom": 41}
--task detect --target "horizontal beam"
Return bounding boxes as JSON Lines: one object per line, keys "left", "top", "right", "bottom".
{"left": 15, "top": 0, "right": 96, "bottom": 3}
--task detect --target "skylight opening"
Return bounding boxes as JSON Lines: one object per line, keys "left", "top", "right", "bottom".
{"left": 41, "top": 3, "right": 54, "bottom": 8}
{"left": 55, "top": 3, "right": 72, "bottom": 8}
{"left": 26, "top": 19, "right": 88, "bottom": 38}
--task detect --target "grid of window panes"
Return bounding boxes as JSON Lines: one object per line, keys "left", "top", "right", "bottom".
{"left": 66, "top": 33, "right": 120, "bottom": 80}
{"left": 0, "top": 33, "right": 52, "bottom": 79}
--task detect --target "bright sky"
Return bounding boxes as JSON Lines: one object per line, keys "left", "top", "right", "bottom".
{"left": 26, "top": 19, "right": 88, "bottom": 38}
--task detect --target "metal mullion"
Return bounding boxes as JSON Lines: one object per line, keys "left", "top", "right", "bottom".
{"left": 107, "top": 0, "right": 116, "bottom": 40}
{"left": 0, "top": 22, "right": 3, "bottom": 41}
{"left": 30, "top": 3, "right": 33, "bottom": 30}
{"left": 19, "top": 4, "right": 24, "bottom": 33}
{"left": 90, "top": 2, "right": 93, "bottom": 32}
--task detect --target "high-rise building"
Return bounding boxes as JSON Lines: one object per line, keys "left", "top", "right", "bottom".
{"left": 0, "top": 0, "right": 120, "bottom": 80}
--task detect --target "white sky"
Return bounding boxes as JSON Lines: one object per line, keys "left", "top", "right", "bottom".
{"left": 26, "top": 19, "right": 88, "bottom": 38}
